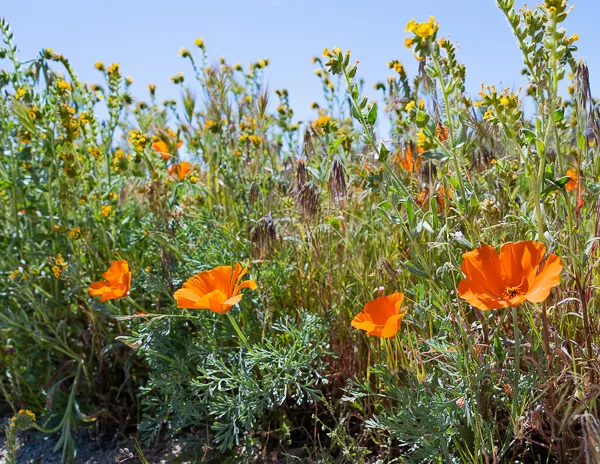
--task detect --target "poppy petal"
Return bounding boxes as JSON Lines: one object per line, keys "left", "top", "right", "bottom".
{"left": 525, "top": 253, "right": 563, "bottom": 302}
{"left": 461, "top": 245, "right": 505, "bottom": 297}
{"left": 457, "top": 278, "right": 510, "bottom": 311}
{"left": 89, "top": 281, "right": 111, "bottom": 296}
{"left": 500, "top": 241, "right": 545, "bottom": 289}
{"left": 236, "top": 279, "right": 257, "bottom": 293}
{"left": 379, "top": 311, "right": 407, "bottom": 338}
{"left": 173, "top": 287, "right": 203, "bottom": 308}
{"left": 223, "top": 294, "right": 243, "bottom": 307}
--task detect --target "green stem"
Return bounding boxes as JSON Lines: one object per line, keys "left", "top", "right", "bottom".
{"left": 431, "top": 50, "right": 468, "bottom": 212}
{"left": 227, "top": 312, "right": 251, "bottom": 351}
{"left": 511, "top": 306, "right": 521, "bottom": 424}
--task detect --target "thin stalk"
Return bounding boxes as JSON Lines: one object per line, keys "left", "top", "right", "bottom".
{"left": 511, "top": 306, "right": 521, "bottom": 424}
{"left": 431, "top": 50, "right": 468, "bottom": 212}
{"left": 227, "top": 312, "right": 251, "bottom": 351}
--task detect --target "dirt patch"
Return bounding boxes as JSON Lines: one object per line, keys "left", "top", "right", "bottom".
{"left": 0, "top": 417, "right": 199, "bottom": 464}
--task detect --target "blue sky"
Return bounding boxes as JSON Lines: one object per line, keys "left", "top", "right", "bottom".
{"left": 1, "top": 0, "right": 598, "bottom": 127}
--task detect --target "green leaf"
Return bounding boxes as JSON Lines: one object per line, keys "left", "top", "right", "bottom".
{"left": 415, "top": 109, "right": 430, "bottom": 128}
{"left": 328, "top": 134, "right": 347, "bottom": 153}
{"left": 401, "top": 261, "right": 429, "bottom": 278}
{"left": 493, "top": 333, "right": 505, "bottom": 364}
{"left": 350, "top": 103, "right": 361, "bottom": 121}
{"left": 553, "top": 107, "right": 564, "bottom": 123}
{"left": 378, "top": 141, "right": 389, "bottom": 162}
{"left": 367, "top": 102, "right": 377, "bottom": 125}
{"left": 521, "top": 128, "right": 536, "bottom": 143}
{"left": 420, "top": 149, "right": 448, "bottom": 161}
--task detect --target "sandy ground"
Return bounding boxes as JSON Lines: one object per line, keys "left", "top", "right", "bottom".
{"left": 0, "top": 417, "right": 197, "bottom": 464}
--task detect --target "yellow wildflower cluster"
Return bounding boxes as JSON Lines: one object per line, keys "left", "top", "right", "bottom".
{"left": 107, "top": 63, "right": 120, "bottom": 74}
{"left": 50, "top": 254, "right": 67, "bottom": 278}
{"left": 417, "top": 129, "right": 428, "bottom": 151}
{"left": 101, "top": 205, "right": 113, "bottom": 218}
{"left": 312, "top": 109, "right": 337, "bottom": 135}
{"left": 69, "top": 227, "right": 81, "bottom": 239}
{"left": 8, "top": 269, "right": 21, "bottom": 280}
{"left": 56, "top": 78, "right": 72, "bottom": 95}
{"left": 405, "top": 100, "right": 425, "bottom": 112}
{"left": 475, "top": 84, "right": 522, "bottom": 124}
{"left": 128, "top": 129, "right": 148, "bottom": 151}
{"left": 88, "top": 147, "right": 101, "bottom": 160}
{"left": 250, "top": 58, "right": 269, "bottom": 70}
{"left": 406, "top": 16, "right": 439, "bottom": 39}
{"left": 112, "top": 148, "right": 131, "bottom": 172}
{"left": 15, "top": 86, "right": 27, "bottom": 99}
{"left": 18, "top": 409, "right": 36, "bottom": 422}
{"left": 405, "top": 16, "right": 439, "bottom": 60}
{"left": 170, "top": 73, "right": 184, "bottom": 84}
{"left": 387, "top": 59, "right": 404, "bottom": 74}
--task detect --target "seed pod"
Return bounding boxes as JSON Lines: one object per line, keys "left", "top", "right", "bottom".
{"left": 379, "top": 258, "right": 399, "bottom": 281}
{"left": 250, "top": 212, "right": 277, "bottom": 256}
{"left": 302, "top": 128, "right": 315, "bottom": 159}
{"left": 576, "top": 61, "right": 592, "bottom": 110}
{"left": 298, "top": 181, "right": 320, "bottom": 219}
{"left": 328, "top": 156, "right": 347, "bottom": 204}
{"left": 295, "top": 158, "right": 308, "bottom": 193}
{"left": 249, "top": 182, "right": 260, "bottom": 207}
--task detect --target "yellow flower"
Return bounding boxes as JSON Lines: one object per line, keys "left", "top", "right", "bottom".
{"left": 500, "top": 96, "right": 509, "bottom": 107}
{"left": 194, "top": 37, "right": 204, "bottom": 48}
{"left": 95, "top": 61, "right": 105, "bottom": 71}
{"left": 101, "top": 205, "right": 113, "bottom": 217}
{"left": 406, "top": 16, "right": 438, "bottom": 39}
{"left": 15, "top": 86, "right": 26, "bottom": 99}
{"left": 18, "top": 409, "right": 36, "bottom": 422}
{"left": 405, "top": 101, "right": 416, "bottom": 112}
{"left": 323, "top": 47, "right": 330, "bottom": 57}
{"left": 8, "top": 269, "right": 20, "bottom": 280}
{"left": 69, "top": 227, "right": 81, "bottom": 239}
{"left": 417, "top": 129, "right": 427, "bottom": 149}
{"left": 107, "top": 63, "right": 120, "bottom": 74}
{"left": 404, "top": 38, "right": 414, "bottom": 48}
{"left": 179, "top": 48, "right": 190, "bottom": 57}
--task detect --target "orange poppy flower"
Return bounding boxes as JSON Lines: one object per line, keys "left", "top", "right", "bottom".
{"left": 398, "top": 144, "right": 422, "bottom": 173}
{"left": 351, "top": 293, "right": 408, "bottom": 338}
{"left": 436, "top": 123, "right": 449, "bottom": 142}
{"left": 435, "top": 186, "right": 453, "bottom": 209}
{"left": 565, "top": 168, "right": 578, "bottom": 192}
{"left": 174, "top": 263, "right": 257, "bottom": 313}
{"left": 152, "top": 139, "right": 183, "bottom": 160}
{"left": 457, "top": 241, "right": 563, "bottom": 311}
{"left": 88, "top": 260, "right": 132, "bottom": 302}
{"left": 168, "top": 161, "right": 191, "bottom": 180}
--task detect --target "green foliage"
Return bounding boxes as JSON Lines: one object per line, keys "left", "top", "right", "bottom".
{"left": 1, "top": 1, "right": 600, "bottom": 462}
{"left": 135, "top": 311, "right": 332, "bottom": 457}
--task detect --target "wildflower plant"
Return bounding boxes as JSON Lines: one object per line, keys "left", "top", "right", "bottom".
{"left": 1, "top": 2, "right": 600, "bottom": 462}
